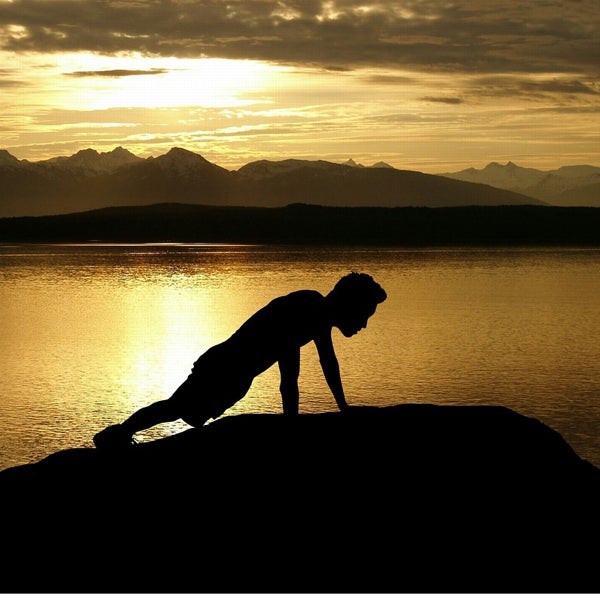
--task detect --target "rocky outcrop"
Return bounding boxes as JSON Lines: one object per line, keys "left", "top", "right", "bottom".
{"left": 2, "top": 403, "right": 600, "bottom": 593}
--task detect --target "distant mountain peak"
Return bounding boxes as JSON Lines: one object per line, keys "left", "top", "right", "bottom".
{"left": 237, "top": 158, "right": 345, "bottom": 179}
{"left": 152, "top": 147, "right": 229, "bottom": 175}
{"left": 108, "top": 146, "right": 138, "bottom": 158}
{"left": 439, "top": 160, "right": 600, "bottom": 205}
{"left": 344, "top": 158, "right": 362, "bottom": 167}
{"left": 157, "top": 147, "right": 213, "bottom": 166}
{"left": 165, "top": 146, "right": 198, "bottom": 157}
{"left": 0, "top": 149, "right": 21, "bottom": 165}
{"left": 74, "top": 148, "right": 99, "bottom": 158}
{"left": 5, "top": 146, "right": 599, "bottom": 218}
{"left": 344, "top": 158, "right": 394, "bottom": 169}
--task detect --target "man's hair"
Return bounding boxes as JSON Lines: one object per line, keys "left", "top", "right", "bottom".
{"left": 330, "top": 272, "right": 387, "bottom": 306}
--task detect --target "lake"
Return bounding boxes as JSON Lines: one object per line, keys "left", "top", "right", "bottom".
{"left": 1, "top": 243, "right": 599, "bottom": 471}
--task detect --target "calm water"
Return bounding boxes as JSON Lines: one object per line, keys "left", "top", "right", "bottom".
{"left": 1, "top": 243, "right": 600, "bottom": 471}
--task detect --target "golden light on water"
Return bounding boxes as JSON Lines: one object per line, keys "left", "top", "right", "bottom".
{"left": 113, "top": 282, "right": 224, "bottom": 404}
{"left": 102, "top": 259, "right": 284, "bottom": 426}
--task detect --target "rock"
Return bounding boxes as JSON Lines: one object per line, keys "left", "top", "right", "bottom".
{"left": 2, "top": 403, "right": 599, "bottom": 593}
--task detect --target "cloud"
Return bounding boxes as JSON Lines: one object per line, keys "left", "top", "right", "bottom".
{"left": 0, "top": 68, "right": 27, "bottom": 88}
{"left": 470, "top": 76, "right": 599, "bottom": 100}
{"left": 0, "top": 0, "right": 598, "bottom": 77}
{"left": 363, "top": 75, "right": 416, "bottom": 85}
{"left": 0, "top": 77, "right": 26, "bottom": 88}
{"left": 520, "top": 79, "right": 599, "bottom": 96}
{"left": 65, "top": 68, "right": 168, "bottom": 78}
{"left": 420, "top": 96, "right": 463, "bottom": 104}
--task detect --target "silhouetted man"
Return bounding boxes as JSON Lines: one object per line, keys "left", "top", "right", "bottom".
{"left": 93, "top": 271, "right": 387, "bottom": 449}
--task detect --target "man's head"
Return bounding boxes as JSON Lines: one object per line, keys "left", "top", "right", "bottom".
{"left": 327, "top": 272, "right": 387, "bottom": 337}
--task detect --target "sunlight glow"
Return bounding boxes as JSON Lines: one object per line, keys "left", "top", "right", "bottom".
{"left": 117, "top": 283, "right": 215, "bottom": 401}
{"left": 53, "top": 54, "right": 277, "bottom": 110}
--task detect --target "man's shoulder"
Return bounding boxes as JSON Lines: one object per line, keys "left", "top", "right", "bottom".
{"left": 288, "top": 288, "right": 323, "bottom": 298}
{"left": 257, "top": 289, "right": 324, "bottom": 316}
{"left": 284, "top": 289, "right": 325, "bottom": 303}
{"left": 266, "top": 289, "right": 326, "bottom": 314}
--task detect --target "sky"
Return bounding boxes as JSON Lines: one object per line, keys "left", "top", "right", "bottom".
{"left": 0, "top": 0, "right": 598, "bottom": 173}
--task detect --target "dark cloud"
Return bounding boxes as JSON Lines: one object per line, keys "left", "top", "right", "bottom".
{"left": 0, "top": 68, "right": 26, "bottom": 87}
{"left": 0, "top": 78, "right": 26, "bottom": 88}
{"left": 364, "top": 75, "right": 416, "bottom": 85}
{"left": 65, "top": 68, "right": 168, "bottom": 78}
{"left": 322, "top": 65, "right": 353, "bottom": 73}
{"left": 0, "top": 69, "right": 29, "bottom": 89}
{"left": 471, "top": 76, "right": 599, "bottom": 99}
{"left": 421, "top": 96, "right": 463, "bottom": 104}
{"left": 520, "top": 79, "right": 598, "bottom": 95}
{"left": 0, "top": 0, "right": 597, "bottom": 76}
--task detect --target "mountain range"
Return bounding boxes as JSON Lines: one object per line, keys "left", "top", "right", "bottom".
{"left": 439, "top": 161, "right": 600, "bottom": 206}
{"left": 0, "top": 146, "right": 548, "bottom": 218}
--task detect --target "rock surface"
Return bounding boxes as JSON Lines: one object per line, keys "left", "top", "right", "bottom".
{"left": 2, "top": 403, "right": 600, "bottom": 593}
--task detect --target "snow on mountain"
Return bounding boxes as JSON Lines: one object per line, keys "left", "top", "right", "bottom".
{"left": 439, "top": 161, "right": 546, "bottom": 190}
{"left": 3, "top": 147, "right": 592, "bottom": 217}
{"left": 41, "top": 146, "right": 143, "bottom": 174}
{"left": 343, "top": 158, "right": 394, "bottom": 169}
{"left": 150, "top": 147, "right": 229, "bottom": 176}
{"left": 343, "top": 158, "right": 363, "bottom": 167}
{"left": 237, "top": 158, "right": 346, "bottom": 179}
{"left": 439, "top": 161, "right": 600, "bottom": 205}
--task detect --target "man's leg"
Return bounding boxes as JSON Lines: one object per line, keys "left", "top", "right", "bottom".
{"left": 94, "top": 398, "right": 182, "bottom": 449}
{"left": 119, "top": 399, "right": 181, "bottom": 436}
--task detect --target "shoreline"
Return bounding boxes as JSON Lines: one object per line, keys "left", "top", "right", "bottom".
{"left": 2, "top": 203, "right": 600, "bottom": 245}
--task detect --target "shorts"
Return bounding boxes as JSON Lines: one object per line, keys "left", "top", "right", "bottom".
{"left": 171, "top": 342, "right": 253, "bottom": 426}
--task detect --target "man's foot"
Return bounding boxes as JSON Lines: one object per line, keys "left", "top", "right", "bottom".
{"left": 93, "top": 424, "right": 135, "bottom": 450}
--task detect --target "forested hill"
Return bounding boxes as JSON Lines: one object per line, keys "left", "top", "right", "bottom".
{"left": 1, "top": 202, "right": 600, "bottom": 246}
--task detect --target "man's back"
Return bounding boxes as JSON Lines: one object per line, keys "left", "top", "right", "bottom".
{"left": 225, "top": 289, "right": 330, "bottom": 374}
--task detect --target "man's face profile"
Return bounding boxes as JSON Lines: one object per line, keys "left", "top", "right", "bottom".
{"left": 337, "top": 302, "right": 377, "bottom": 337}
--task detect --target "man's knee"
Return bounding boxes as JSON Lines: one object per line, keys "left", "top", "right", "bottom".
{"left": 180, "top": 411, "right": 210, "bottom": 428}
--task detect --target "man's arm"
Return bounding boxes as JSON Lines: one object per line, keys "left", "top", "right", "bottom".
{"left": 278, "top": 346, "right": 300, "bottom": 415}
{"left": 314, "top": 331, "right": 349, "bottom": 412}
